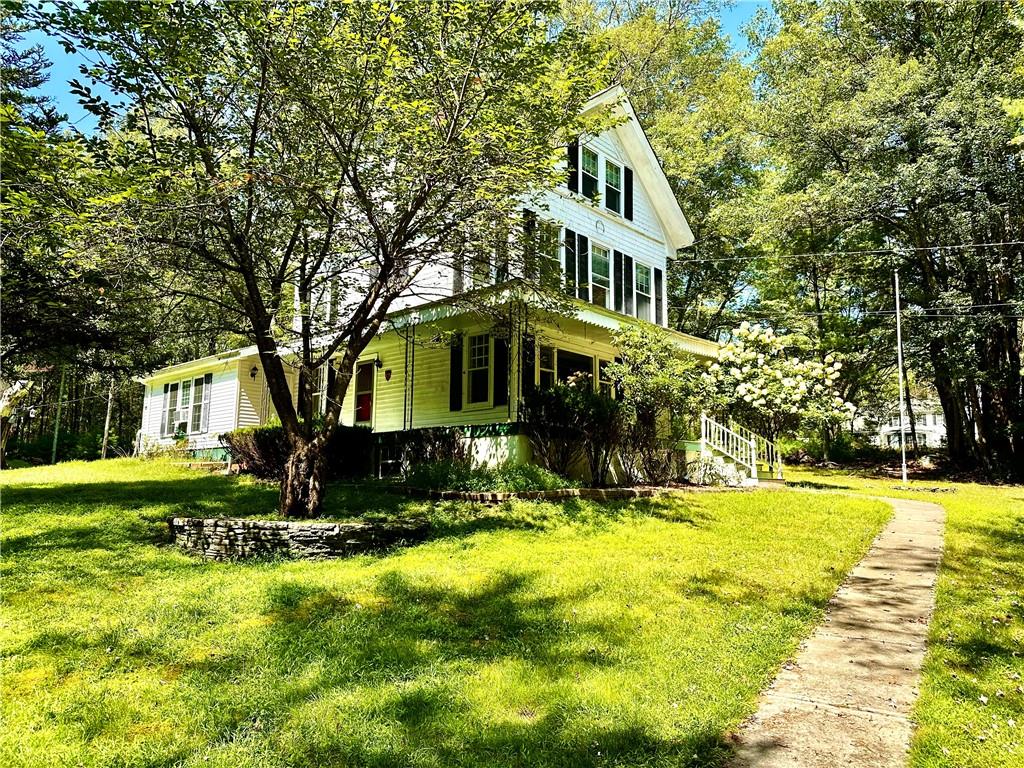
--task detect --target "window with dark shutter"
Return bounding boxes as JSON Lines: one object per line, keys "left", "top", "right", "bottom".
{"left": 604, "top": 160, "right": 622, "bottom": 214}
{"left": 613, "top": 250, "right": 624, "bottom": 313}
{"left": 564, "top": 228, "right": 577, "bottom": 296}
{"left": 624, "top": 167, "right": 634, "bottom": 220}
{"left": 581, "top": 147, "right": 599, "bottom": 200}
{"left": 567, "top": 138, "right": 579, "bottom": 192}
{"left": 449, "top": 333, "right": 463, "bottom": 411}
{"left": 654, "top": 268, "right": 664, "bottom": 326}
{"left": 493, "top": 337, "right": 509, "bottom": 407}
{"left": 467, "top": 334, "right": 490, "bottom": 405}
{"left": 576, "top": 234, "right": 590, "bottom": 302}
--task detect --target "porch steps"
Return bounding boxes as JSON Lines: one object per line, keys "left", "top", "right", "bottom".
{"left": 696, "top": 414, "right": 785, "bottom": 487}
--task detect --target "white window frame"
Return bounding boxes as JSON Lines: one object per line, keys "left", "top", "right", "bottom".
{"left": 590, "top": 243, "right": 611, "bottom": 309}
{"left": 581, "top": 146, "right": 600, "bottom": 201}
{"left": 598, "top": 359, "right": 614, "bottom": 397}
{"left": 635, "top": 263, "right": 652, "bottom": 321}
{"left": 466, "top": 333, "right": 492, "bottom": 407}
{"left": 538, "top": 345, "right": 556, "bottom": 389}
{"left": 162, "top": 375, "right": 211, "bottom": 436}
{"left": 604, "top": 159, "right": 622, "bottom": 214}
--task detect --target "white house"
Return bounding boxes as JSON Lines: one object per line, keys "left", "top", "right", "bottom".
{"left": 137, "top": 86, "right": 772, "bottom": 480}
{"left": 853, "top": 399, "right": 948, "bottom": 450}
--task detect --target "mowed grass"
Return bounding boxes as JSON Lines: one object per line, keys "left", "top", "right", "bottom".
{"left": 2, "top": 459, "right": 890, "bottom": 768}
{"left": 789, "top": 467, "right": 1024, "bottom": 768}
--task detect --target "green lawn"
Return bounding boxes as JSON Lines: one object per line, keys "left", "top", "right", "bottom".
{"left": 788, "top": 467, "right": 1024, "bottom": 768}
{"left": 0, "top": 459, "right": 891, "bottom": 768}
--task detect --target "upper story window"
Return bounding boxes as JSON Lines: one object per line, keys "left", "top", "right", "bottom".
{"left": 636, "top": 264, "right": 652, "bottom": 321}
{"left": 591, "top": 244, "right": 610, "bottom": 308}
{"left": 566, "top": 138, "right": 634, "bottom": 221}
{"left": 581, "top": 146, "right": 599, "bottom": 200}
{"left": 604, "top": 160, "right": 622, "bottom": 214}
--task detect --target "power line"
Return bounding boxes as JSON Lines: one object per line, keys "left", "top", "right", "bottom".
{"left": 676, "top": 240, "right": 1024, "bottom": 266}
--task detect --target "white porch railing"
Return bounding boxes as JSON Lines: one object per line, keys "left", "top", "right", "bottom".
{"left": 700, "top": 414, "right": 757, "bottom": 480}
{"left": 728, "top": 419, "right": 784, "bottom": 481}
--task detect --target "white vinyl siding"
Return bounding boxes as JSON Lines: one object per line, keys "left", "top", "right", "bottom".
{"left": 139, "top": 364, "right": 240, "bottom": 451}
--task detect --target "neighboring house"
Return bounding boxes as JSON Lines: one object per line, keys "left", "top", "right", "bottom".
{"left": 137, "top": 86, "right": 772, "bottom": 481}
{"left": 852, "top": 399, "right": 948, "bottom": 450}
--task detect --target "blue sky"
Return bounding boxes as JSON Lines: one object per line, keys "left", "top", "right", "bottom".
{"left": 24, "top": 0, "right": 770, "bottom": 134}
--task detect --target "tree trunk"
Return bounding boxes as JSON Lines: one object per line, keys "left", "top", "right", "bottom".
{"left": 279, "top": 438, "right": 329, "bottom": 518}
{"left": 0, "top": 415, "right": 11, "bottom": 469}
{"left": 902, "top": 374, "right": 919, "bottom": 457}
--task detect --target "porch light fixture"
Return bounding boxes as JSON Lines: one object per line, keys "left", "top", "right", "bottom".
{"left": 374, "top": 357, "right": 383, "bottom": 369}
{"left": 250, "top": 365, "right": 259, "bottom": 380}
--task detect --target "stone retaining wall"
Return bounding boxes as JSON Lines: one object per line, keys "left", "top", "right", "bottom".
{"left": 170, "top": 517, "right": 429, "bottom": 561}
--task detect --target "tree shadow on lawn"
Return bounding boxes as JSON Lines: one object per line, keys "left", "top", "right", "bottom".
{"left": 239, "top": 568, "right": 736, "bottom": 767}
{"left": 788, "top": 479, "right": 855, "bottom": 491}
{"left": 938, "top": 510, "right": 1024, "bottom": 679}
{"left": 4, "top": 475, "right": 714, "bottom": 558}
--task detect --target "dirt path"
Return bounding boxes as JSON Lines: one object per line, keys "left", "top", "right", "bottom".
{"left": 731, "top": 496, "right": 946, "bottom": 768}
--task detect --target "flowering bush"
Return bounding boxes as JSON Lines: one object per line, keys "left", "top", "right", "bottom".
{"left": 604, "top": 326, "right": 705, "bottom": 484}
{"left": 702, "top": 322, "right": 853, "bottom": 442}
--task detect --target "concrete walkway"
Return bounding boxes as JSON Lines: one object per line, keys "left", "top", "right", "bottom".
{"left": 732, "top": 497, "right": 946, "bottom": 768}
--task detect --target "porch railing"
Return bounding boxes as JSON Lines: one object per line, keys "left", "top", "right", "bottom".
{"left": 728, "top": 419, "right": 784, "bottom": 480}
{"left": 700, "top": 413, "right": 757, "bottom": 480}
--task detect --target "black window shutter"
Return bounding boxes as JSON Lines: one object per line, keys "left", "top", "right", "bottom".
{"left": 493, "top": 337, "right": 509, "bottom": 407}
{"left": 613, "top": 250, "right": 624, "bottom": 312}
{"left": 624, "top": 167, "right": 634, "bottom": 220}
{"left": 449, "top": 333, "right": 463, "bottom": 411}
{"left": 522, "top": 209, "right": 537, "bottom": 280}
{"left": 567, "top": 138, "right": 579, "bottom": 192}
{"left": 624, "top": 255, "right": 635, "bottom": 316}
{"left": 576, "top": 234, "right": 590, "bottom": 302}
{"left": 564, "top": 228, "right": 577, "bottom": 296}
{"left": 654, "top": 268, "right": 664, "bottom": 326}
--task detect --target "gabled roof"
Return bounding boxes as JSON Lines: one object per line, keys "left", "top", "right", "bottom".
{"left": 581, "top": 85, "right": 694, "bottom": 252}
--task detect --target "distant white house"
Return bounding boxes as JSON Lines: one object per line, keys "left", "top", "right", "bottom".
{"left": 853, "top": 399, "right": 947, "bottom": 449}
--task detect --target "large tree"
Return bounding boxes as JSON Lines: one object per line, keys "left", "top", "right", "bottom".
{"left": 749, "top": 0, "right": 1024, "bottom": 477}
{"left": 41, "top": 0, "right": 602, "bottom": 515}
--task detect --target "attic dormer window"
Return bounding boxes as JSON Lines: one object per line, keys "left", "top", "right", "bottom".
{"left": 581, "top": 146, "right": 599, "bottom": 200}
{"left": 605, "top": 160, "right": 622, "bottom": 214}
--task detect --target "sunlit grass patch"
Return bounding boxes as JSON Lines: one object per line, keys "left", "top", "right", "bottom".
{"left": 2, "top": 459, "right": 889, "bottom": 767}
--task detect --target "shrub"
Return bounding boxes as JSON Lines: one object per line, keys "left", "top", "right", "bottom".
{"left": 520, "top": 378, "right": 625, "bottom": 485}
{"left": 604, "top": 325, "right": 704, "bottom": 486}
{"left": 376, "top": 426, "right": 470, "bottom": 472}
{"left": 220, "top": 422, "right": 373, "bottom": 480}
{"left": 404, "top": 460, "right": 573, "bottom": 492}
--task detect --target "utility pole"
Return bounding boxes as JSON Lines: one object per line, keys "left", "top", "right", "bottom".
{"left": 50, "top": 365, "right": 67, "bottom": 465}
{"left": 894, "top": 270, "right": 909, "bottom": 484}
{"left": 101, "top": 378, "right": 115, "bottom": 459}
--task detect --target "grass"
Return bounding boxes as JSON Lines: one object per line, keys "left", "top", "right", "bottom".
{"left": 788, "top": 467, "right": 1024, "bottom": 768}
{"left": 0, "top": 458, "right": 892, "bottom": 768}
